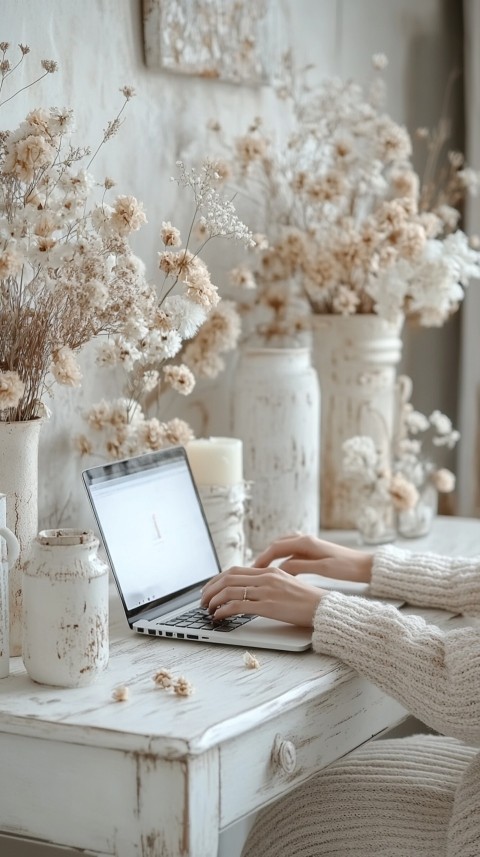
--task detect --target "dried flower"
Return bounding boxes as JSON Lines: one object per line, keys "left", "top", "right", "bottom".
{"left": 431, "top": 467, "right": 456, "bottom": 493}
{"left": 0, "top": 371, "right": 25, "bottom": 409}
{"left": 389, "top": 473, "right": 419, "bottom": 511}
{"left": 41, "top": 59, "right": 58, "bottom": 74}
{"left": 112, "top": 685, "right": 130, "bottom": 702}
{"left": 243, "top": 651, "right": 261, "bottom": 669}
{"left": 152, "top": 668, "right": 174, "bottom": 689}
{"left": 173, "top": 676, "right": 194, "bottom": 697}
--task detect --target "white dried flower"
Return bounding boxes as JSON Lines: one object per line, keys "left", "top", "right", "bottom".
{"left": 372, "top": 53, "right": 388, "bottom": 71}
{"left": 112, "top": 685, "right": 130, "bottom": 702}
{"left": 243, "top": 651, "right": 261, "bottom": 669}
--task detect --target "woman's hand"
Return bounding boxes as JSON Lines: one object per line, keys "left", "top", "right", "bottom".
{"left": 254, "top": 534, "right": 374, "bottom": 584}
{"left": 200, "top": 565, "right": 325, "bottom": 627}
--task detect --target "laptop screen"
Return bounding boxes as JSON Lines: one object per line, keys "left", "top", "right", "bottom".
{"left": 82, "top": 447, "right": 220, "bottom": 614}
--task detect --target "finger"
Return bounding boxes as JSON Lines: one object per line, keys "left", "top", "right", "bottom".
{"left": 200, "top": 569, "right": 264, "bottom": 607}
{"left": 207, "top": 584, "right": 261, "bottom": 614}
{"left": 253, "top": 535, "right": 312, "bottom": 568}
{"left": 253, "top": 536, "right": 307, "bottom": 568}
{"left": 279, "top": 558, "right": 328, "bottom": 575}
{"left": 213, "top": 597, "right": 277, "bottom": 622}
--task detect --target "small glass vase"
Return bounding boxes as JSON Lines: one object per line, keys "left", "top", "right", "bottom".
{"left": 397, "top": 481, "right": 438, "bottom": 539}
{"left": 356, "top": 502, "right": 396, "bottom": 546}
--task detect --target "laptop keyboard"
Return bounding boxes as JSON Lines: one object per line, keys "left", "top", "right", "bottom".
{"left": 155, "top": 607, "right": 255, "bottom": 633}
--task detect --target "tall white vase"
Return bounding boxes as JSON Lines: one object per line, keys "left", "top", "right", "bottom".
{"left": 311, "top": 314, "right": 403, "bottom": 530}
{"left": 232, "top": 347, "right": 320, "bottom": 553}
{"left": 0, "top": 417, "right": 45, "bottom": 655}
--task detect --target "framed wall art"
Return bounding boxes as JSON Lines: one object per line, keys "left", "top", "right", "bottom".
{"left": 143, "top": 0, "right": 279, "bottom": 86}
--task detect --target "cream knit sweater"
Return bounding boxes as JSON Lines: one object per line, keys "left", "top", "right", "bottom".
{"left": 242, "top": 547, "right": 480, "bottom": 857}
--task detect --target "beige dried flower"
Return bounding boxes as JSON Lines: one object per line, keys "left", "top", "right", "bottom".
{"left": 230, "top": 266, "right": 257, "bottom": 290}
{"left": 0, "top": 371, "right": 25, "bottom": 410}
{"left": 161, "top": 220, "right": 182, "bottom": 247}
{"left": 243, "top": 651, "right": 261, "bottom": 669}
{"left": 162, "top": 364, "right": 196, "bottom": 395}
{"left": 50, "top": 346, "right": 82, "bottom": 387}
{"left": 389, "top": 473, "right": 419, "bottom": 511}
{"left": 173, "top": 676, "right": 194, "bottom": 697}
{"left": 73, "top": 433, "right": 94, "bottom": 456}
{"left": 431, "top": 467, "right": 456, "bottom": 493}
{"left": 120, "top": 85, "right": 136, "bottom": 100}
{"left": 41, "top": 59, "right": 58, "bottom": 73}
{"left": 153, "top": 668, "right": 174, "bottom": 689}
{"left": 111, "top": 195, "right": 147, "bottom": 236}
{"left": 163, "top": 417, "right": 195, "bottom": 447}
{"left": 112, "top": 685, "right": 130, "bottom": 702}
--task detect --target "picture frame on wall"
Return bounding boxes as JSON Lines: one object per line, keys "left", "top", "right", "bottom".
{"left": 142, "top": 0, "right": 278, "bottom": 85}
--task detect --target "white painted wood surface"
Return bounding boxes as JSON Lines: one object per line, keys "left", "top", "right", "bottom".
{"left": 0, "top": 516, "right": 477, "bottom": 856}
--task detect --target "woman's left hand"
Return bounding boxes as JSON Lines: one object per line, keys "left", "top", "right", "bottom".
{"left": 200, "top": 565, "right": 326, "bottom": 627}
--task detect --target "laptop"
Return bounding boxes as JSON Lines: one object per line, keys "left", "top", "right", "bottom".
{"left": 82, "top": 446, "right": 312, "bottom": 651}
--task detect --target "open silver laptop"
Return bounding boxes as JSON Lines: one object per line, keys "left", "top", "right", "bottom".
{"left": 82, "top": 446, "right": 311, "bottom": 651}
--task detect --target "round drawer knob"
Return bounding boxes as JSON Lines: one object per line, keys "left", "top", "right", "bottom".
{"left": 272, "top": 735, "right": 297, "bottom": 774}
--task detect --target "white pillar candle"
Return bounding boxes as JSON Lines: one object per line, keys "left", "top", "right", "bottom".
{"left": 186, "top": 437, "right": 243, "bottom": 486}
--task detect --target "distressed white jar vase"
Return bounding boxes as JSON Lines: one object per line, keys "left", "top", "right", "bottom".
{"left": 0, "top": 494, "right": 20, "bottom": 678}
{"left": 232, "top": 347, "right": 320, "bottom": 553}
{"left": 197, "top": 482, "right": 249, "bottom": 569}
{"left": 23, "top": 529, "right": 109, "bottom": 687}
{"left": 311, "top": 315, "right": 403, "bottom": 530}
{"left": 0, "top": 415, "right": 46, "bottom": 656}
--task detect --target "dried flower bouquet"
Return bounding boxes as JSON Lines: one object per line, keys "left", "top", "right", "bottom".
{"left": 0, "top": 42, "right": 145, "bottom": 422}
{"left": 76, "top": 160, "right": 253, "bottom": 460}
{"left": 208, "top": 54, "right": 480, "bottom": 339}
{"left": 0, "top": 45, "right": 253, "bottom": 458}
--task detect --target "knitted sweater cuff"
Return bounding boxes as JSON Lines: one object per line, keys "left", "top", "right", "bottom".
{"left": 370, "top": 545, "right": 480, "bottom": 616}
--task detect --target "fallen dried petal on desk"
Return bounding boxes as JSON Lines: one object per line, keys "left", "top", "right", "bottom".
{"left": 243, "top": 651, "right": 261, "bottom": 669}
{"left": 112, "top": 685, "right": 130, "bottom": 702}
{"left": 153, "top": 668, "right": 174, "bottom": 689}
{"left": 173, "top": 676, "right": 194, "bottom": 697}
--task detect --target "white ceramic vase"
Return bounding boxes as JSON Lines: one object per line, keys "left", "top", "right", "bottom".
{"left": 0, "top": 416, "right": 46, "bottom": 655}
{"left": 311, "top": 314, "right": 403, "bottom": 530}
{"left": 22, "top": 529, "right": 109, "bottom": 687}
{"left": 232, "top": 347, "right": 320, "bottom": 553}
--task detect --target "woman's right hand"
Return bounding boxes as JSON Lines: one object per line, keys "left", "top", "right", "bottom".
{"left": 253, "top": 534, "right": 373, "bottom": 584}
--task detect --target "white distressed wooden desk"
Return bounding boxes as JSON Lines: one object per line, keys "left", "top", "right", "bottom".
{"left": 0, "top": 516, "right": 478, "bottom": 857}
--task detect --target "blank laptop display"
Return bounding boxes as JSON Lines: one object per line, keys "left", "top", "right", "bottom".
{"left": 82, "top": 446, "right": 311, "bottom": 652}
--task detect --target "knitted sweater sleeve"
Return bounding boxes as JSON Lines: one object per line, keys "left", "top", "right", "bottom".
{"left": 312, "top": 547, "right": 480, "bottom": 746}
